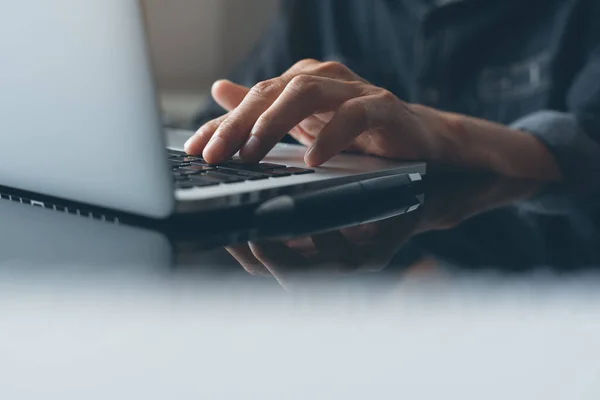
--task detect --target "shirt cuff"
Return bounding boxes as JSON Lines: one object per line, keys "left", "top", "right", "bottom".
{"left": 510, "top": 110, "right": 600, "bottom": 192}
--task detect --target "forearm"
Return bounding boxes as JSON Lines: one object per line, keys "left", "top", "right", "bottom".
{"left": 410, "top": 104, "right": 565, "bottom": 182}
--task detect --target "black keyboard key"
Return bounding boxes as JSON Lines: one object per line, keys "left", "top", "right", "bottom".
{"left": 171, "top": 161, "right": 192, "bottom": 169}
{"left": 175, "top": 170, "right": 200, "bottom": 177}
{"left": 215, "top": 168, "right": 270, "bottom": 180}
{"left": 203, "top": 171, "right": 245, "bottom": 183}
{"left": 221, "top": 161, "right": 287, "bottom": 172}
{"left": 167, "top": 149, "right": 187, "bottom": 157}
{"left": 261, "top": 169, "right": 292, "bottom": 177}
{"left": 194, "top": 181, "right": 221, "bottom": 188}
{"left": 167, "top": 148, "right": 314, "bottom": 183}
{"left": 280, "top": 167, "right": 315, "bottom": 175}
{"left": 181, "top": 164, "right": 216, "bottom": 173}
{"left": 188, "top": 177, "right": 221, "bottom": 187}
{"left": 225, "top": 159, "right": 286, "bottom": 169}
{"left": 175, "top": 182, "right": 195, "bottom": 190}
{"left": 184, "top": 156, "right": 205, "bottom": 163}
{"left": 259, "top": 162, "right": 287, "bottom": 169}
{"left": 189, "top": 160, "right": 214, "bottom": 167}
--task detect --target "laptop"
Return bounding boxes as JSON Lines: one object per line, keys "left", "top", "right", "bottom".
{"left": 0, "top": 0, "right": 425, "bottom": 219}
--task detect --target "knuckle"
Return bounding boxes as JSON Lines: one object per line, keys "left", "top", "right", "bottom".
{"left": 377, "top": 89, "right": 399, "bottom": 104}
{"left": 287, "top": 74, "right": 320, "bottom": 95}
{"left": 198, "top": 114, "right": 226, "bottom": 135}
{"left": 293, "top": 58, "right": 320, "bottom": 69}
{"left": 250, "top": 79, "right": 280, "bottom": 98}
{"left": 348, "top": 80, "right": 370, "bottom": 95}
{"left": 318, "top": 61, "right": 348, "bottom": 75}
{"left": 344, "top": 100, "right": 370, "bottom": 127}
{"left": 197, "top": 124, "right": 215, "bottom": 136}
{"left": 255, "top": 113, "right": 273, "bottom": 129}
{"left": 216, "top": 118, "right": 239, "bottom": 135}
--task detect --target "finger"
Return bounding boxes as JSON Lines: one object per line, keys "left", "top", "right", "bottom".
{"left": 184, "top": 81, "right": 248, "bottom": 154}
{"left": 240, "top": 76, "right": 364, "bottom": 162}
{"left": 341, "top": 212, "right": 422, "bottom": 273}
{"left": 184, "top": 112, "right": 230, "bottom": 155}
{"left": 249, "top": 241, "right": 310, "bottom": 291}
{"left": 225, "top": 244, "right": 272, "bottom": 277}
{"left": 310, "top": 231, "right": 359, "bottom": 270}
{"left": 304, "top": 94, "right": 392, "bottom": 166}
{"left": 201, "top": 61, "right": 321, "bottom": 164}
{"left": 211, "top": 79, "right": 250, "bottom": 111}
{"left": 311, "top": 231, "right": 354, "bottom": 254}
{"left": 313, "top": 111, "right": 335, "bottom": 124}
{"left": 202, "top": 59, "right": 363, "bottom": 164}
{"left": 290, "top": 126, "right": 315, "bottom": 147}
{"left": 202, "top": 78, "right": 287, "bottom": 164}
{"left": 281, "top": 58, "right": 322, "bottom": 78}
{"left": 285, "top": 237, "right": 317, "bottom": 253}
{"left": 287, "top": 114, "right": 331, "bottom": 146}
{"left": 286, "top": 115, "right": 327, "bottom": 146}
{"left": 298, "top": 116, "right": 326, "bottom": 136}
{"left": 300, "top": 59, "right": 368, "bottom": 83}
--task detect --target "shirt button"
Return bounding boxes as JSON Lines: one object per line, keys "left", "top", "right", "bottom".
{"left": 422, "top": 88, "right": 440, "bottom": 105}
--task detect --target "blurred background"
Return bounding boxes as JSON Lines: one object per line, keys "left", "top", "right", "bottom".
{"left": 143, "top": 0, "right": 279, "bottom": 128}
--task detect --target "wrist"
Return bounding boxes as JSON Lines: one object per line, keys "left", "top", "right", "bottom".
{"left": 408, "top": 104, "right": 483, "bottom": 170}
{"left": 414, "top": 104, "right": 564, "bottom": 181}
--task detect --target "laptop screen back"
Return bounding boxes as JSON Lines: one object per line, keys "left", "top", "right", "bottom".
{"left": 0, "top": 0, "right": 174, "bottom": 218}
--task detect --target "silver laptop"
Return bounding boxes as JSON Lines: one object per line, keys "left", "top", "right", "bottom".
{"left": 0, "top": 0, "right": 425, "bottom": 219}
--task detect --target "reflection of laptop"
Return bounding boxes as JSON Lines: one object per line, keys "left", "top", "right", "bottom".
{"left": 0, "top": 177, "right": 422, "bottom": 274}
{"left": 0, "top": 0, "right": 425, "bottom": 219}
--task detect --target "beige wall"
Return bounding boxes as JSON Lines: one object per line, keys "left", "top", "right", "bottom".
{"left": 144, "top": 0, "right": 278, "bottom": 93}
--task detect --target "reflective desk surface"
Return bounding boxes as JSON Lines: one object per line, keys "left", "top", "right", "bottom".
{"left": 1, "top": 172, "right": 599, "bottom": 399}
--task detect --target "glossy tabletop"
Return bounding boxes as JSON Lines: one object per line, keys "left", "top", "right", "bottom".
{"left": 1, "top": 173, "right": 599, "bottom": 399}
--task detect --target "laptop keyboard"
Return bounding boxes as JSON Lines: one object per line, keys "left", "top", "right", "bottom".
{"left": 167, "top": 149, "right": 315, "bottom": 190}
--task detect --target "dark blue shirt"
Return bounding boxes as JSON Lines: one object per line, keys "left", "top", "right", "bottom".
{"left": 194, "top": 0, "right": 600, "bottom": 190}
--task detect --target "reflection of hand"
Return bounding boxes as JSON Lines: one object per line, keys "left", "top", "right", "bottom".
{"left": 227, "top": 176, "right": 545, "bottom": 290}
{"left": 186, "top": 59, "right": 562, "bottom": 181}
{"left": 228, "top": 219, "right": 418, "bottom": 291}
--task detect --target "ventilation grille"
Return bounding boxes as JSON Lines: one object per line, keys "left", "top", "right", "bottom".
{"left": 0, "top": 192, "right": 120, "bottom": 224}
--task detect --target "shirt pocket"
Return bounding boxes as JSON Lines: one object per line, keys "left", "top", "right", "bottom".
{"left": 476, "top": 52, "right": 552, "bottom": 124}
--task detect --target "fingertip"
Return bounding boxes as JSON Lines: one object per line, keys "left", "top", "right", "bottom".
{"left": 211, "top": 79, "right": 230, "bottom": 96}
{"left": 184, "top": 136, "right": 193, "bottom": 153}
{"left": 211, "top": 79, "right": 249, "bottom": 112}
{"left": 184, "top": 133, "right": 200, "bottom": 155}
{"left": 184, "top": 125, "right": 212, "bottom": 155}
{"left": 304, "top": 147, "right": 326, "bottom": 167}
{"left": 239, "top": 135, "right": 263, "bottom": 163}
{"left": 202, "top": 136, "right": 228, "bottom": 164}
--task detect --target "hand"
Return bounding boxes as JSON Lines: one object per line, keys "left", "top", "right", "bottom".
{"left": 186, "top": 59, "right": 563, "bottom": 181}
{"left": 227, "top": 215, "right": 420, "bottom": 291}
{"left": 186, "top": 59, "right": 442, "bottom": 166}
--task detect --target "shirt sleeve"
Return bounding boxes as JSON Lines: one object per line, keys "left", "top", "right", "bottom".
{"left": 510, "top": 43, "right": 600, "bottom": 192}
{"left": 510, "top": 110, "right": 600, "bottom": 190}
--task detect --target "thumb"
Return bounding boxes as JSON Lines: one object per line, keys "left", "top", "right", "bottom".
{"left": 211, "top": 79, "right": 249, "bottom": 111}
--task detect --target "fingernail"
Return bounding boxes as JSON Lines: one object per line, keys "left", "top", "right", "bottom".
{"left": 203, "top": 136, "right": 227, "bottom": 160}
{"left": 305, "top": 146, "right": 320, "bottom": 166}
{"left": 240, "top": 135, "right": 261, "bottom": 159}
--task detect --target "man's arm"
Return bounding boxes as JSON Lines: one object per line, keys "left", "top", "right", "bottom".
{"left": 185, "top": 59, "right": 568, "bottom": 183}
{"left": 504, "top": 42, "right": 600, "bottom": 190}
{"left": 187, "top": 6, "right": 600, "bottom": 187}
